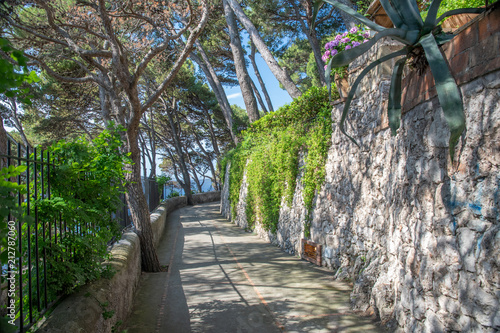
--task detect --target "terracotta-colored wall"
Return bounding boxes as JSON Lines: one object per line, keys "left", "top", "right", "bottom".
{"left": 402, "top": 5, "right": 500, "bottom": 113}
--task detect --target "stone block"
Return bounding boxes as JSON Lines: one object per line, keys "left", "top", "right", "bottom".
{"left": 423, "top": 310, "right": 445, "bottom": 333}
{"left": 457, "top": 227, "right": 477, "bottom": 272}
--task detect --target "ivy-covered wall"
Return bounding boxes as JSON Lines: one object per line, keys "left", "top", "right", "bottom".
{"left": 221, "top": 6, "right": 500, "bottom": 332}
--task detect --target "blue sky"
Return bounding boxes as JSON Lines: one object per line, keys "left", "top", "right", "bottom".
{"left": 222, "top": 52, "right": 293, "bottom": 112}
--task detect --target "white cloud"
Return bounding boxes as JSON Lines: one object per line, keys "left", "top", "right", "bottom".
{"left": 227, "top": 93, "right": 242, "bottom": 99}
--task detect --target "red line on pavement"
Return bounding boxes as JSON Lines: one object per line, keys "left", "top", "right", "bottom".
{"left": 215, "top": 226, "right": 287, "bottom": 332}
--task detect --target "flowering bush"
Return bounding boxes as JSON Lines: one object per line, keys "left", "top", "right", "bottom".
{"left": 322, "top": 26, "right": 371, "bottom": 78}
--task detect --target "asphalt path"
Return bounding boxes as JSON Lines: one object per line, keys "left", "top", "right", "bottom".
{"left": 122, "top": 202, "right": 383, "bottom": 333}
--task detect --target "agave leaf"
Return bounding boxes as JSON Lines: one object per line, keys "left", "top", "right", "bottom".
{"left": 434, "top": 32, "right": 455, "bottom": 45}
{"left": 404, "top": 0, "right": 424, "bottom": 27}
{"left": 330, "top": 28, "right": 411, "bottom": 68}
{"left": 419, "top": 33, "right": 465, "bottom": 160}
{"left": 339, "top": 48, "right": 408, "bottom": 146}
{"left": 321, "top": 0, "right": 386, "bottom": 32}
{"left": 390, "top": 0, "right": 423, "bottom": 30}
{"left": 437, "top": 8, "right": 486, "bottom": 24}
{"left": 311, "top": 0, "right": 324, "bottom": 33}
{"left": 422, "top": 0, "right": 443, "bottom": 34}
{"left": 388, "top": 57, "right": 407, "bottom": 136}
{"left": 378, "top": 0, "right": 404, "bottom": 28}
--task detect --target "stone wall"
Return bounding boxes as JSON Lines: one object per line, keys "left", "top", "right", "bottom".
{"left": 222, "top": 7, "right": 499, "bottom": 332}
{"left": 37, "top": 192, "right": 221, "bottom": 333}
{"left": 193, "top": 191, "right": 221, "bottom": 205}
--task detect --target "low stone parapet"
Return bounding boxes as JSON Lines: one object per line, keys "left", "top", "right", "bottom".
{"left": 36, "top": 192, "right": 220, "bottom": 333}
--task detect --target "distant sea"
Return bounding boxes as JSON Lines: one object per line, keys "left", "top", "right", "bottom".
{"left": 162, "top": 181, "right": 215, "bottom": 197}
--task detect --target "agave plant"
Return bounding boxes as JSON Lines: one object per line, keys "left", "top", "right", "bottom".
{"left": 313, "top": 0, "right": 486, "bottom": 160}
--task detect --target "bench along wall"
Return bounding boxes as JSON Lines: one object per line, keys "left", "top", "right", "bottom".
{"left": 221, "top": 7, "right": 499, "bottom": 332}
{"left": 37, "top": 191, "right": 220, "bottom": 333}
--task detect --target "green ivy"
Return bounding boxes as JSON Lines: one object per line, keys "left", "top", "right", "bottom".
{"left": 222, "top": 86, "right": 336, "bottom": 235}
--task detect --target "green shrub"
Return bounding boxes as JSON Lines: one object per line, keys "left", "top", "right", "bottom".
{"left": 167, "top": 191, "right": 180, "bottom": 198}
{"left": 222, "top": 86, "right": 336, "bottom": 235}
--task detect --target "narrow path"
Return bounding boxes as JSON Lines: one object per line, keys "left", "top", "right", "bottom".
{"left": 122, "top": 202, "right": 383, "bottom": 333}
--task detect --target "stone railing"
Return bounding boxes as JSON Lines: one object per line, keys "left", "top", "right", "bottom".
{"left": 37, "top": 192, "right": 220, "bottom": 333}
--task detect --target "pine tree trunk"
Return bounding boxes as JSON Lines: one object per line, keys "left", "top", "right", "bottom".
{"left": 336, "top": 0, "right": 357, "bottom": 29}
{"left": 250, "top": 79, "right": 268, "bottom": 113}
{"left": 124, "top": 127, "right": 162, "bottom": 272}
{"left": 226, "top": 0, "right": 302, "bottom": 99}
{"left": 190, "top": 46, "right": 238, "bottom": 144}
{"left": 249, "top": 43, "right": 274, "bottom": 112}
{"left": 223, "top": 0, "right": 260, "bottom": 123}
{"left": 290, "top": 0, "right": 327, "bottom": 86}
{"left": 164, "top": 99, "right": 194, "bottom": 205}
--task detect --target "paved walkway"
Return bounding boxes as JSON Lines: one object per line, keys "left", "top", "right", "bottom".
{"left": 122, "top": 202, "right": 383, "bottom": 333}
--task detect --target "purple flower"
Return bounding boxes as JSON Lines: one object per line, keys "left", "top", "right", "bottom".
{"left": 322, "top": 51, "right": 329, "bottom": 62}
{"left": 352, "top": 41, "right": 361, "bottom": 47}
{"left": 335, "top": 34, "right": 342, "bottom": 41}
{"left": 342, "top": 31, "right": 348, "bottom": 37}
{"left": 350, "top": 27, "right": 358, "bottom": 33}
{"left": 341, "top": 37, "right": 350, "bottom": 43}
{"left": 363, "top": 32, "right": 371, "bottom": 38}
{"left": 345, "top": 45, "right": 352, "bottom": 50}
{"left": 331, "top": 40, "right": 339, "bottom": 47}
{"left": 324, "top": 65, "right": 328, "bottom": 70}
{"left": 363, "top": 39, "right": 369, "bottom": 43}
{"left": 331, "top": 49, "right": 338, "bottom": 56}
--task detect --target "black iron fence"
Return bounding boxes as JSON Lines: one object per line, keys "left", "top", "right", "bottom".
{"left": 147, "top": 177, "right": 160, "bottom": 212}
{"left": 1, "top": 139, "right": 161, "bottom": 332}
{"left": 0, "top": 140, "right": 59, "bottom": 333}
{"left": 115, "top": 177, "right": 160, "bottom": 229}
{"left": 1, "top": 139, "right": 122, "bottom": 333}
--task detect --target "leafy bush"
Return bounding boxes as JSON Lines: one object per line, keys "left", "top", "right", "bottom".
{"left": 167, "top": 191, "right": 180, "bottom": 198}
{"left": 222, "top": 86, "right": 335, "bottom": 235}
{"left": 420, "top": 0, "right": 488, "bottom": 19}
{"left": 38, "top": 125, "right": 131, "bottom": 295}
{"left": 0, "top": 125, "right": 131, "bottom": 328}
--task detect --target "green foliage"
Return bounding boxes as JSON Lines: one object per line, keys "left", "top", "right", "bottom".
{"left": 38, "top": 125, "right": 130, "bottom": 295}
{"left": 167, "top": 191, "right": 180, "bottom": 198}
{"left": 156, "top": 174, "right": 171, "bottom": 196}
{"left": 313, "top": 0, "right": 487, "bottom": 160}
{"left": 0, "top": 166, "right": 31, "bottom": 267}
{"left": 222, "top": 86, "right": 335, "bottom": 235}
{"left": 0, "top": 125, "right": 130, "bottom": 327}
{"left": 0, "top": 37, "right": 39, "bottom": 104}
{"left": 420, "top": 0, "right": 489, "bottom": 19}
{"left": 278, "top": 39, "right": 315, "bottom": 92}
{"left": 231, "top": 104, "right": 250, "bottom": 134}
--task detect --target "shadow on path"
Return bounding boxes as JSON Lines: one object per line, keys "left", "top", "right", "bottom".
{"left": 122, "top": 202, "right": 383, "bottom": 333}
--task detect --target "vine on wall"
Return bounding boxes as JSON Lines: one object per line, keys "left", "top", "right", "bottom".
{"left": 221, "top": 86, "right": 336, "bottom": 236}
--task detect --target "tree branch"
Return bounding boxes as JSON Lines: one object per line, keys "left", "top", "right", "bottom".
{"left": 25, "top": 54, "right": 97, "bottom": 84}
{"left": 141, "top": 0, "right": 209, "bottom": 113}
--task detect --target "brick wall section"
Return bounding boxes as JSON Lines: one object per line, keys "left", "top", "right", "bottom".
{"left": 401, "top": 4, "right": 500, "bottom": 113}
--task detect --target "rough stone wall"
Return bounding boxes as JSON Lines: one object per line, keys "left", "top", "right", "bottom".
{"left": 222, "top": 7, "right": 500, "bottom": 332}
{"left": 193, "top": 191, "right": 221, "bottom": 205}
{"left": 220, "top": 162, "right": 232, "bottom": 220}
{"left": 37, "top": 232, "right": 141, "bottom": 333}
